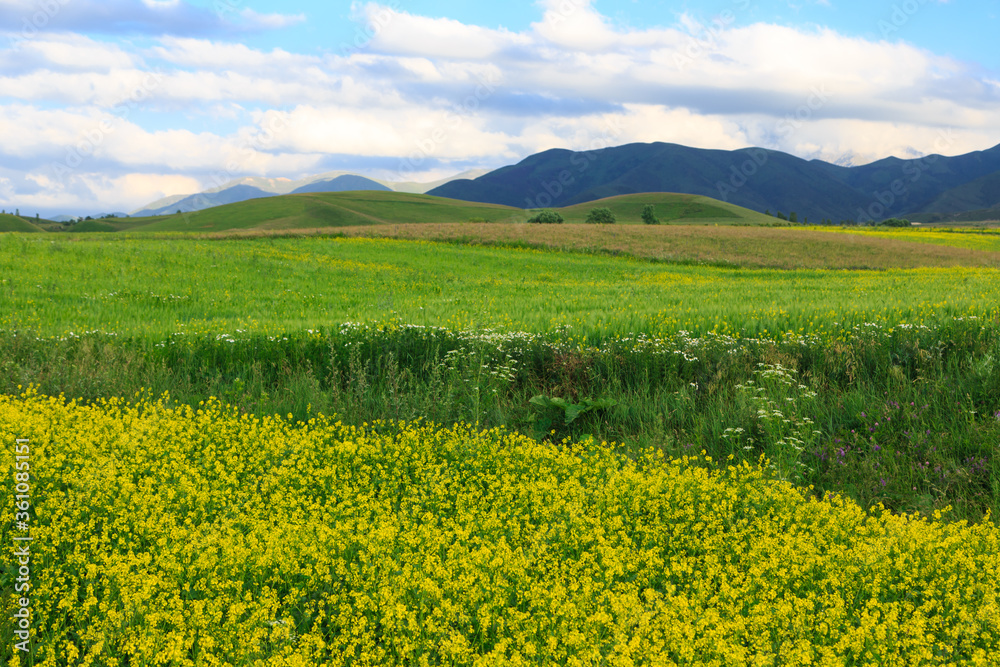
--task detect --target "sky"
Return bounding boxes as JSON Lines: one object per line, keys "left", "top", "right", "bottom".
{"left": 2, "top": 0, "right": 999, "bottom": 217}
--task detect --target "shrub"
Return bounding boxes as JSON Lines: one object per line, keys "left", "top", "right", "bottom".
{"left": 880, "top": 217, "right": 910, "bottom": 227}
{"left": 585, "top": 207, "right": 616, "bottom": 224}
{"left": 527, "top": 209, "right": 564, "bottom": 224}
{"left": 641, "top": 204, "right": 660, "bottom": 225}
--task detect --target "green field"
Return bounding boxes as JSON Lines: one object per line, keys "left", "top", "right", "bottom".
{"left": 808, "top": 225, "right": 1000, "bottom": 252}
{"left": 3, "top": 208, "right": 1000, "bottom": 664}
{"left": 3, "top": 234, "right": 999, "bottom": 338}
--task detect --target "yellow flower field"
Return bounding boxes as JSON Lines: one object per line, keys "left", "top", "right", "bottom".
{"left": 2, "top": 391, "right": 999, "bottom": 665}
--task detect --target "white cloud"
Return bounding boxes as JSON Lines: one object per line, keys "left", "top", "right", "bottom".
{"left": 362, "top": 3, "right": 530, "bottom": 59}
{"left": 2, "top": 1, "right": 1000, "bottom": 215}
{"left": 239, "top": 8, "right": 305, "bottom": 30}
{"left": 149, "top": 37, "right": 315, "bottom": 70}
{"left": 12, "top": 171, "right": 204, "bottom": 214}
{"left": 531, "top": 0, "right": 620, "bottom": 52}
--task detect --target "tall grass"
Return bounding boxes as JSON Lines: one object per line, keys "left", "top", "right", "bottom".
{"left": 3, "top": 318, "right": 998, "bottom": 521}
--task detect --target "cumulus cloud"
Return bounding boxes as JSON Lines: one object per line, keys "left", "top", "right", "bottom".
{"left": 361, "top": 3, "right": 530, "bottom": 59}
{"left": 0, "top": 0, "right": 304, "bottom": 38}
{"left": 2, "top": 0, "right": 999, "bottom": 215}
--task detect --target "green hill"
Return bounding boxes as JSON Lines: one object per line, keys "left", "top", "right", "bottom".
{"left": 130, "top": 191, "right": 525, "bottom": 232}
{"left": 553, "top": 192, "right": 774, "bottom": 225}
{"left": 69, "top": 219, "right": 118, "bottom": 233}
{"left": 48, "top": 191, "right": 774, "bottom": 235}
{"left": 0, "top": 214, "right": 43, "bottom": 232}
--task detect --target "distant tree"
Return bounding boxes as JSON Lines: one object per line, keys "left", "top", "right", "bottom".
{"left": 789, "top": 211, "right": 798, "bottom": 223}
{"left": 764, "top": 209, "right": 771, "bottom": 216}
{"left": 527, "top": 209, "right": 564, "bottom": 224}
{"left": 585, "top": 207, "right": 616, "bottom": 224}
{"left": 176, "top": 209, "right": 182, "bottom": 215}
{"left": 641, "top": 204, "right": 660, "bottom": 225}
{"left": 880, "top": 217, "right": 910, "bottom": 227}
{"left": 35, "top": 213, "right": 39, "bottom": 220}
{"left": 803, "top": 216, "right": 808, "bottom": 224}
{"left": 776, "top": 211, "right": 787, "bottom": 220}
{"left": 15, "top": 209, "right": 19, "bottom": 216}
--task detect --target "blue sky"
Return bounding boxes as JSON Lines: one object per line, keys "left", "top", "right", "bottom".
{"left": 1, "top": 0, "right": 999, "bottom": 216}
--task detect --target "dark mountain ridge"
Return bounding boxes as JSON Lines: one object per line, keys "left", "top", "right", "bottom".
{"left": 428, "top": 141, "right": 1000, "bottom": 222}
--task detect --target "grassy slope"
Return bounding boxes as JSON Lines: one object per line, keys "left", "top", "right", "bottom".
{"left": 128, "top": 191, "right": 525, "bottom": 232}
{"left": 117, "top": 191, "right": 773, "bottom": 234}
{"left": 0, "top": 214, "right": 43, "bottom": 232}
{"left": 553, "top": 192, "right": 775, "bottom": 225}
{"left": 68, "top": 219, "right": 118, "bottom": 233}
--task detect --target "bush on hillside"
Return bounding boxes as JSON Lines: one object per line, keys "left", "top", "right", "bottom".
{"left": 527, "top": 209, "right": 564, "bottom": 224}
{"left": 880, "top": 217, "right": 910, "bottom": 227}
{"left": 585, "top": 207, "right": 616, "bottom": 224}
{"left": 641, "top": 204, "right": 660, "bottom": 225}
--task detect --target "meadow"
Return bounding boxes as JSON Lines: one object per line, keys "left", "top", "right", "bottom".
{"left": 3, "top": 233, "right": 1000, "bottom": 337}
{"left": 3, "top": 220, "right": 1000, "bottom": 664}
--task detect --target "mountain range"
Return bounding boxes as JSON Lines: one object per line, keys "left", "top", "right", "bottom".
{"left": 130, "top": 169, "right": 490, "bottom": 217}
{"left": 427, "top": 142, "right": 1000, "bottom": 223}
{"left": 128, "top": 142, "right": 1000, "bottom": 223}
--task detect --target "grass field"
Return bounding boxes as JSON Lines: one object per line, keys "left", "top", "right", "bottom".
{"left": 3, "top": 234, "right": 999, "bottom": 338}
{"left": 807, "top": 225, "right": 1000, "bottom": 253}
{"left": 3, "top": 217, "right": 1000, "bottom": 664}
{"left": 329, "top": 222, "right": 1000, "bottom": 269}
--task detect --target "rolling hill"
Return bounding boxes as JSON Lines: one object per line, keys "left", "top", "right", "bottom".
{"left": 428, "top": 141, "right": 1000, "bottom": 223}
{"left": 68, "top": 191, "right": 772, "bottom": 234}
{"left": 0, "top": 214, "right": 43, "bottom": 232}
{"left": 553, "top": 193, "right": 774, "bottom": 225}
{"left": 132, "top": 175, "right": 391, "bottom": 217}
{"left": 125, "top": 191, "right": 526, "bottom": 232}
{"left": 129, "top": 170, "right": 492, "bottom": 218}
